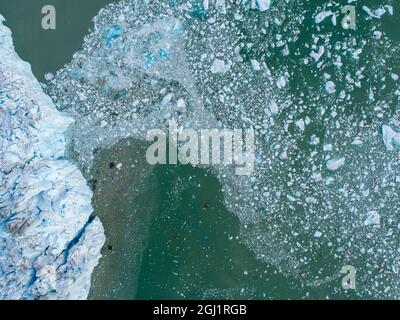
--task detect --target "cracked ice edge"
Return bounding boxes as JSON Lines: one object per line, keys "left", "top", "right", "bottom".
{"left": 0, "top": 15, "right": 105, "bottom": 300}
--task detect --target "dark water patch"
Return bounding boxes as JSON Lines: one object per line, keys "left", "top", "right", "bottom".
{"left": 88, "top": 138, "right": 157, "bottom": 299}
{"left": 0, "top": 0, "right": 119, "bottom": 81}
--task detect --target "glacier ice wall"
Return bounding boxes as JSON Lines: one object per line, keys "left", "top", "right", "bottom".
{"left": 0, "top": 15, "right": 105, "bottom": 300}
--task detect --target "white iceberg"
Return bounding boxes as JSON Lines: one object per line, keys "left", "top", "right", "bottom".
{"left": 363, "top": 211, "right": 381, "bottom": 226}
{"left": 326, "top": 158, "right": 345, "bottom": 171}
{"left": 382, "top": 125, "right": 400, "bottom": 150}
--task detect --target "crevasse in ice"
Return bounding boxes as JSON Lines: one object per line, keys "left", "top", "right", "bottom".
{"left": 0, "top": 15, "right": 105, "bottom": 300}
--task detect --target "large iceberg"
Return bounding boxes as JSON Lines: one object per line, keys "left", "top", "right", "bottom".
{"left": 0, "top": 15, "right": 105, "bottom": 299}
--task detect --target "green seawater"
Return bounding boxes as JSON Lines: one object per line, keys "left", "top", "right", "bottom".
{"left": 1, "top": 0, "right": 399, "bottom": 300}
{"left": 85, "top": 138, "right": 348, "bottom": 300}
{"left": 0, "top": 0, "right": 118, "bottom": 81}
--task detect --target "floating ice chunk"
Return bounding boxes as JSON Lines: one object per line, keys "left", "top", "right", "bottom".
{"left": 385, "top": 5, "right": 393, "bottom": 15}
{"left": 325, "top": 81, "right": 336, "bottom": 94}
{"left": 255, "top": 0, "right": 271, "bottom": 11}
{"left": 325, "top": 177, "right": 335, "bottom": 185}
{"left": 310, "top": 46, "right": 324, "bottom": 62}
{"left": 267, "top": 101, "right": 279, "bottom": 115}
{"left": 161, "top": 93, "right": 173, "bottom": 106}
{"left": 177, "top": 98, "right": 186, "bottom": 109}
{"left": 310, "top": 135, "right": 320, "bottom": 145}
{"left": 323, "top": 144, "right": 333, "bottom": 151}
{"left": 326, "top": 158, "right": 345, "bottom": 171}
{"left": 382, "top": 125, "right": 400, "bottom": 150}
{"left": 279, "top": 150, "right": 288, "bottom": 160}
{"left": 276, "top": 76, "right": 286, "bottom": 89}
{"left": 202, "top": 0, "right": 269, "bottom": 13}
{"left": 296, "top": 119, "right": 305, "bottom": 131}
{"left": 373, "top": 31, "right": 382, "bottom": 40}
{"left": 315, "top": 11, "right": 332, "bottom": 24}
{"left": 45, "top": 72, "right": 54, "bottom": 81}
{"left": 305, "top": 196, "right": 317, "bottom": 204}
{"left": 363, "top": 211, "right": 381, "bottom": 226}
{"left": 362, "top": 6, "right": 386, "bottom": 19}
{"left": 352, "top": 48, "right": 362, "bottom": 60}
{"left": 314, "top": 231, "right": 322, "bottom": 238}
{"left": 331, "top": 14, "right": 337, "bottom": 26}
{"left": 210, "top": 58, "right": 231, "bottom": 74}
{"left": 251, "top": 59, "right": 261, "bottom": 71}
{"left": 352, "top": 138, "right": 363, "bottom": 146}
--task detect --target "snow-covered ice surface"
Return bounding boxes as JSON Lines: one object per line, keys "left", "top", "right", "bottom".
{"left": 37, "top": 0, "right": 400, "bottom": 298}
{"left": 0, "top": 15, "right": 105, "bottom": 299}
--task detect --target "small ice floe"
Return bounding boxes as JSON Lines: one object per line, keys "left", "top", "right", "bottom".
{"left": 351, "top": 138, "right": 363, "bottom": 146}
{"left": 251, "top": 59, "right": 261, "bottom": 71}
{"left": 310, "top": 46, "right": 325, "bottom": 62}
{"left": 279, "top": 150, "right": 288, "bottom": 160}
{"left": 310, "top": 135, "right": 320, "bottom": 145}
{"left": 382, "top": 125, "right": 400, "bottom": 150}
{"left": 326, "top": 158, "right": 345, "bottom": 171}
{"left": 267, "top": 101, "right": 279, "bottom": 115}
{"left": 325, "top": 81, "right": 336, "bottom": 94}
{"left": 352, "top": 48, "right": 362, "bottom": 60}
{"left": 314, "top": 231, "right": 322, "bottom": 238}
{"left": 385, "top": 5, "right": 393, "bottom": 15}
{"left": 362, "top": 6, "right": 386, "bottom": 19}
{"left": 305, "top": 196, "right": 317, "bottom": 204}
{"left": 255, "top": 0, "right": 271, "bottom": 12}
{"left": 161, "top": 93, "right": 173, "bottom": 106}
{"left": 44, "top": 72, "right": 54, "bottom": 81}
{"left": 276, "top": 76, "right": 286, "bottom": 89}
{"left": 210, "top": 58, "right": 231, "bottom": 74}
{"left": 177, "top": 98, "right": 186, "bottom": 109}
{"left": 315, "top": 10, "right": 332, "bottom": 24}
{"left": 373, "top": 31, "right": 382, "bottom": 40}
{"left": 363, "top": 210, "right": 381, "bottom": 226}
{"left": 296, "top": 119, "right": 305, "bottom": 131}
